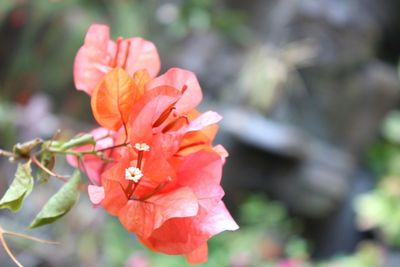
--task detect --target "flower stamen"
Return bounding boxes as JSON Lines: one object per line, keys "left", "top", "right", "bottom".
{"left": 134, "top": 142, "right": 150, "bottom": 169}
{"left": 152, "top": 103, "right": 177, "bottom": 128}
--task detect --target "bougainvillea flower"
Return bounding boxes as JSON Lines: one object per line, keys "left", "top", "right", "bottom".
{"left": 72, "top": 26, "right": 238, "bottom": 263}
{"left": 74, "top": 24, "right": 160, "bottom": 95}
{"left": 66, "top": 127, "right": 115, "bottom": 185}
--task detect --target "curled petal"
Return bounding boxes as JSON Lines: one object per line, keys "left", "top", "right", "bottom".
{"left": 213, "top": 144, "right": 229, "bottom": 163}
{"left": 147, "top": 68, "right": 202, "bottom": 114}
{"left": 183, "top": 111, "right": 222, "bottom": 133}
{"left": 128, "top": 86, "right": 181, "bottom": 144}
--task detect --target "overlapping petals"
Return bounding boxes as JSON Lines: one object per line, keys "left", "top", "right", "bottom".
{"left": 74, "top": 24, "right": 160, "bottom": 95}
{"left": 71, "top": 24, "right": 238, "bottom": 264}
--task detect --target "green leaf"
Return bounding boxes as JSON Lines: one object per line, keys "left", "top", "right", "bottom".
{"left": 36, "top": 150, "right": 55, "bottom": 184}
{"left": 0, "top": 161, "right": 34, "bottom": 212}
{"left": 29, "top": 170, "right": 81, "bottom": 228}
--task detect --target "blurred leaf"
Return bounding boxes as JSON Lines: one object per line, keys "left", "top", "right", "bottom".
{"left": 36, "top": 149, "right": 55, "bottom": 183}
{"left": 30, "top": 170, "right": 81, "bottom": 228}
{"left": 382, "top": 111, "right": 400, "bottom": 144}
{"left": 0, "top": 161, "right": 33, "bottom": 212}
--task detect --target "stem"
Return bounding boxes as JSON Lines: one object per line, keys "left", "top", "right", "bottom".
{"left": 3, "top": 231, "right": 59, "bottom": 245}
{"left": 49, "top": 142, "right": 129, "bottom": 156}
{"left": 0, "top": 224, "right": 59, "bottom": 267}
{"left": 0, "top": 149, "right": 14, "bottom": 158}
{"left": 58, "top": 134, "right": 95, "bottom": 151}
{"left": 31, "top": 156, "right": 68, "bottom": 182}
{"left": 0, "top": 226, "right": 23, "bottom": 267}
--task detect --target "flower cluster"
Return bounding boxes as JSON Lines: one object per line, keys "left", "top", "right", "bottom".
{"left": 69, "top": 24, "right": 238, "bottom": 264}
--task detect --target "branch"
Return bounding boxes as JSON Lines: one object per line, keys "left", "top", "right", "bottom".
{"left": 0, "top": 224, "right": 59, "bottom": 267}
{"left": 31, "top": 155, "right": 69, "bottom": 182}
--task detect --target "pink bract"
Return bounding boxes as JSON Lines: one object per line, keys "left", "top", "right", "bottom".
{"left": 74, "top": 24, "right": 160, "bottom": 95}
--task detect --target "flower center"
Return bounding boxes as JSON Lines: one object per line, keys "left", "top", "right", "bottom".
{"left": 125, "top": 166, "right": 143, "bottom": 183}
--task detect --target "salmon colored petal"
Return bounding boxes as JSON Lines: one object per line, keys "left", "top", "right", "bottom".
{"left": 132, "top": 69, "right": 151, "bottom": 101}
{"left": 177, "top": 126, "right": 219, "bottom": 156}
{"left": 124, "top": 38, "right": 161, "bottom": 79}
{"left": 177, "top": 150, "right": 223, "bottom": 187}
{"left": 149, "top": 186, "right": 199, "bottom": 229}
{"left": 102, "top": 180, "right": 128, "bottom": 216}
{"left": 177, "top": 151, "right": 224, "bottom": 210}
{"left": 118, "top": 200, "right": 156, "bottom": 238}
{"left": 118, "top": 187, "right": 198, "bottom": 238}
{"left": 88, "top": 185, "right": 105, "bottom": 205}
{"left": 74, "top": 24, "right": 113, "bottom": 95}
{"left": 140, "top": 202, "right": 238, "bottom": 255}
{"left": 91, "top": 68, "right": 138, "bottom": 131}
{"left": 147, "top": 68, "right": 202, "bottom": 114}
{"left": 128, "top": 86, "right": 181, "bottom": 144}
{"left": 100, "top": 154, "right": 130, "bottom": 187}
{"left": 131, "top": 143, "right": 177, "bottom": 199}
{"left": 183, "top": 111, "right": 222, "bottom": 133}
{"left": 197, "top": 201, "right": 239, "bottom": 236}
{"left": 184, "top": 243, "right": 208, "bottom": 264}
{"left": 213, "top": 144, "right": 229, "bottom": 164}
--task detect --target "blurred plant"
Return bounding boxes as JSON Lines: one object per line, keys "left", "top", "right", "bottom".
{"left": 238, "top": 40, "right": 317, "bottom": 113}
{"left": 315, "top": 242, "right": 382, "bottom": 267}
{"left": 355, "top": 110, "right": 400, "bottom": 248}
{"left": 155, "top": 0, "right": 250, "bottom": 44}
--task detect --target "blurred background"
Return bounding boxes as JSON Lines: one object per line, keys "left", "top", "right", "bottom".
{"left": 1, "top": 0, "right": 400, "bottom": 266}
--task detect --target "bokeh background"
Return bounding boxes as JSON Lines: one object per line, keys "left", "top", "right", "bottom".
{"left": 1, "top": 0, "right": 400, "bottom": 266}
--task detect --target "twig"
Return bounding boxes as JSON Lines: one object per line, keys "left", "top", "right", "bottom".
{"left": 31, "top": 155, "right": 69, "bottom": 182}
{"left": 0, "top": 149, "right": 15, "bottom": 158}
{"left": 3, "top": 231, "right": 59, "bottom": 245}
{"left": 0, "top": 224, "right": 59, "bottom": 267}
{"left": 0, "top": 226, "right": 23, "bottom": 267}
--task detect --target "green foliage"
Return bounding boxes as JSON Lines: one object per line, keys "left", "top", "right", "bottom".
{"left": 382, "top": 111, "right": 400, "bottom": 144}
{"left": 315, "top": 242, "right": 381, "bottom": 267}
{"left": 0, "top": 161, "right": 33, "bottom": 212}
{"left": 355, "top": 110, "right": 400, "bottom": 248}
{"left": 355, "top": 176, "right": 400, "bottom": 247}
{"left": 36, "top": 149, "right": 55, "bottom": 183}
{"left": 29, "top": 170, "right": 81, "bottom": 228}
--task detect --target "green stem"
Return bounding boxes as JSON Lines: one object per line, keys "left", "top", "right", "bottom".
{"left": 58, "top": 134, "right": 95, "bottom": 151}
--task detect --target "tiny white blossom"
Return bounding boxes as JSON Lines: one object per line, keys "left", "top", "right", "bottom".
{"left": 125, "top": 167, "right": 143, "bottom": 183}
{"left": 134, "top": 142, "right": 150, "bottom": 151}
